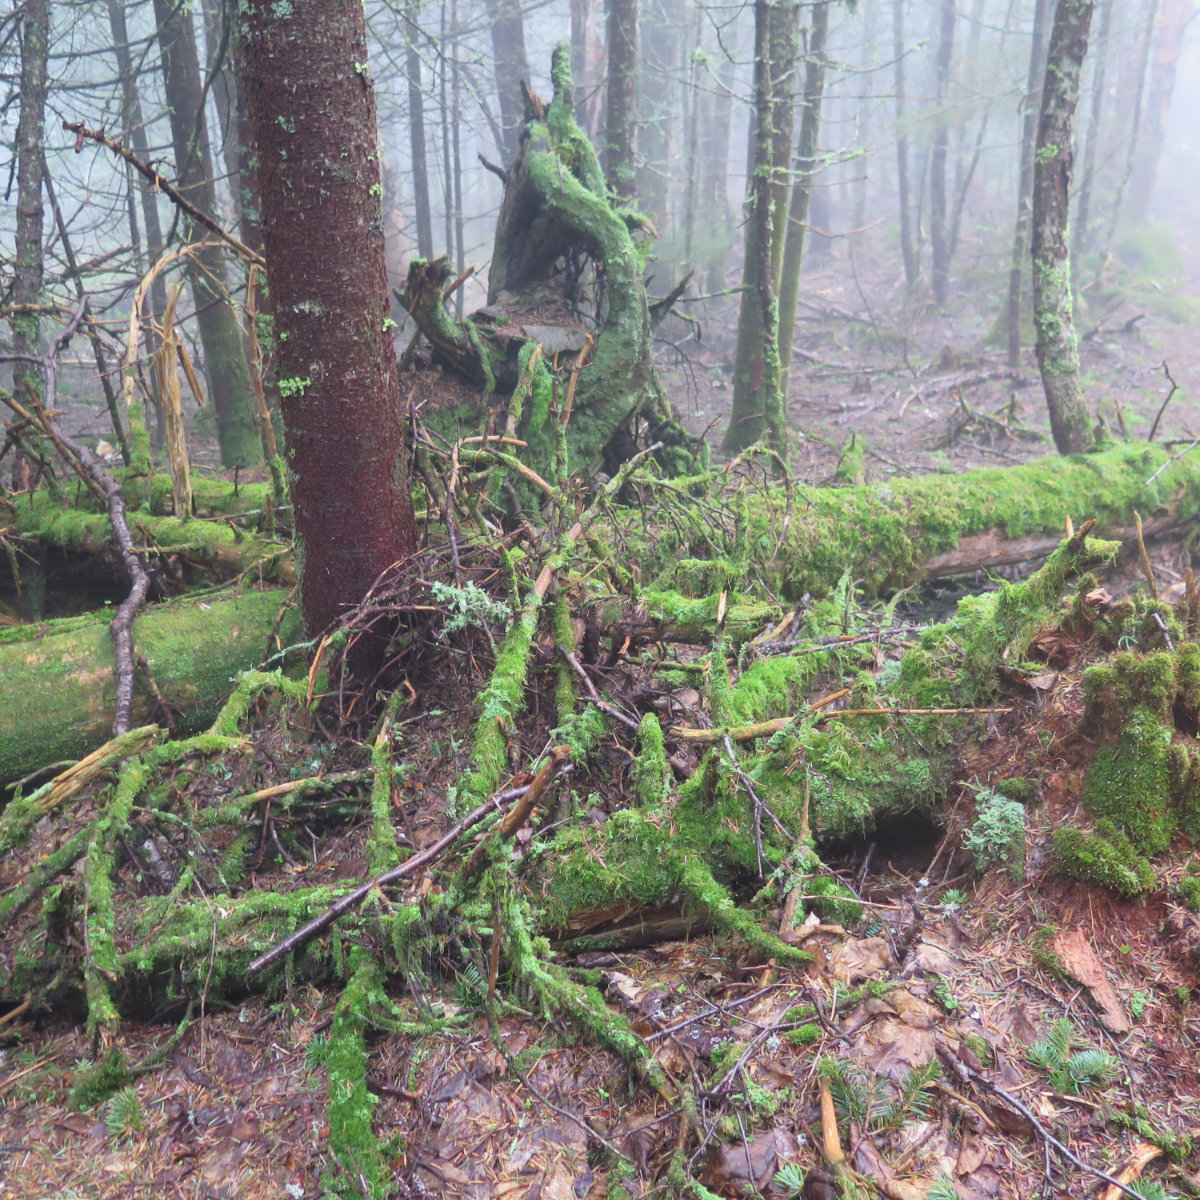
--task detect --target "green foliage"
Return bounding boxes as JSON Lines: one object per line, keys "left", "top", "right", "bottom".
{"left": 819, "top": 1056, "right": 939, "bottom": 1133}
{"left": 962, "top": 784, "right": 1026, "bottom": 875}
{"left": 68, "top": 1047, "right": 132, "bottom": 1110}
{"left": 1027, "top": 1018, "right": 1120, "bottom": 1094}
{"left": 104, "top": 1085, "right": 145, "bottom": 1140}
{"left": 774, "top": 1162, "right": 807, "bottom": 1197}
{"left": 803, "top": 876, "right": 863, "bottom": 925}
{"left": 926, "top": 1178, "right": 962, "bottom": 1200}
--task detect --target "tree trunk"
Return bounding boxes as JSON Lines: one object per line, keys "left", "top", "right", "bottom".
{"left": 1104, "top": 0, "right": 1160, "bottom": 246}
{"left": 1128, "top": 0, "right": 1194, "bottom": 221}
{"left": 1032, "top": 0, "right": 1095, "bottom": 455}
{"left": 1071, "top": 0, "right": 1113, "bottom": 263}
{"left": 106, "top": 0, "right": 170, "bottom": 354}
{"left": 241, "top": 0, "right": 419, "bottom": 643}
{"left": 403, "top": 0, "right": 435, "bottom": 259}
{"left": 892, "top": 0, "right": 918, "bottom": 291}
{"left": 605, "top": 0, "right": 638, "bottom": 199}
{"left": 777, "top": 0, "right": 831, "bottom": 394}
{"left": 485, "top": 0, "right": 531, "bottom": 163}
{"left": 724, "top": 0, "right": 799, "bottom": 456}
{"left": 153, "top": 0, "right": 261, "bottom": 470}
{"left": 929, "top": 0, "right": 956, "bottom": 306}
{"left": 637, "top": 0, "right": 675, "bottom": 220}
{"left": 698, "top": 49, "right": 734, "bottom": 291}
{"left": 1005, "top": 0, "right": 1050, "bottom": 369}
{"left": 9, "top": 0, "right": 48, "bottom": 411}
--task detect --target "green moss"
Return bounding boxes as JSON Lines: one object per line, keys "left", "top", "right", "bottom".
{"left": 785, "top": 1023, "right": 822, "bottom": 1045}
{"left": 323, "top": 957, "right": 387, "bottom": 1199}
{"left": 68, "top": 1046, "right": 132, "bottom": 1110}
{"left": 1175, "top": 874, "right": 1200, "bottom": 912}
{"left": 802, "top": 876, "right": 863, "bottom": 925}
{"left": 632, "top": 714, "right": 671, "bottom": 811}
{"left": 1052, "top": 822, "right": 1155, "bottom": 897}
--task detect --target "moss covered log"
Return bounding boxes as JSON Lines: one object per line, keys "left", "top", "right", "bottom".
{"left": 616, "top": 443, "right": 1200, "bottom": 599}
{"left": 0, "top": 588, "right": 300, "bottom": 783}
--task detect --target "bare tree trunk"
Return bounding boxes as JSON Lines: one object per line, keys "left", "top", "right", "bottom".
{"left": 605, "top": 0, "right": 638, "bottom": 198}
{"left": 698, "top": 51, "right": 734, "bottom": 290}
{"left": 1005, "top": 0, "right": 1049, "bottom": 369}
{"left": 893, "top": 0, "right": 918, "bottom": 290}
{"left": 484, "top": 0, "right": 531, "bottom": 162}
{"left": 403, "top": 0, "right": 434, "bottom": 258}
{"left": 153, "top": 0, "right": 260, "bottom": 469}
{"left": 777, "top": 0, "right": 831, "bottom": 393}
{"left": 241, "top": 0, "right": 419, "bottom": 644}
{"left": 724, "top": 0, "right": 799, "bottom": 456}
{"left": 1032, "top": 0, "right": 1095, "bottom": 455}
{"left": 1072, "top": 0, "right": 1113, "bottom": 262}
{"left": 929, "top": 0, "right": 956, "bottom": 305}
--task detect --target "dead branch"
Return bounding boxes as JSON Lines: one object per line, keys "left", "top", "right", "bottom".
{"left": 62, "top": 121, "right": 264, "bottom": 267}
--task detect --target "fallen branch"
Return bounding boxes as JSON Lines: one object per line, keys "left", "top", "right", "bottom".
{"left": 935, "top": 1043, "right": 1150, "bottom": 1200}
{"left": 247, "top": 758, "right": 573, "bottom": 975}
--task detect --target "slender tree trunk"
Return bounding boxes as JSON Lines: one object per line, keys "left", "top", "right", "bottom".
{"left": 1005, "top": 0, "right": 1050, "bottom": 369}
{"left": 605, "top": 0, "right": 638, "bottom": 198}
{"left": 403, "top": 0, "right": 434, "bottom": 259}
{"left": 1105, "top": 0, "right": 1160, "bottom": 244}
{"left": 724, "top": 0, "right": 799, "bottom": 456}
{"left": 699, "top": 52, "right": 734, "bottom": 290}
{"left": 1072, "top": 0, "right": 1113, "bottom": 262}
{"left": 777, "top": 0, "right": 831, "bottom": 392}
{"left": 484, "top": 0, "right": 530, "bottom": 162}
{"left": 929, "top": 0, "right": 956, "bottom": 305}
{"left": 241, "top": 0, "right": 419, "bottom": 644}
{"left": 893, "top": 0, "right": 918, "bottom": 290}
{"left": 1032, "top": 0, "right": 1095, "bottom": 455}
{"left": 10, "top": 0, "right": 49, "bottom": 404}
{"left": 637, "top": 0, "right": 675, "bottom": 219}
{"left": 153, "top": 0, "right": 261, "bottom": 468}
{"left": 451, "top": 0, "right": 465, "bottom": 317}
{"left": 1129, "top": 0, "right": 1193, "bottom": 221}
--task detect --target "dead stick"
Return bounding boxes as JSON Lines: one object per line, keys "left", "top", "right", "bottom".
{"left": 248, "top": 786, "right": 519, "bottom": 975}
{"left": 63, "top": 121, "right": 265, "bottom": 266}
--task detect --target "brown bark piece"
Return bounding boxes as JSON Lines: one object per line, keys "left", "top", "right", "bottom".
{"left": 1051, "top": 928, "right": 1130, "bottom": 1033}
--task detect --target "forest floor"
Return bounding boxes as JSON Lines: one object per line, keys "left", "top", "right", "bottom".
{"left": 3, "top": 222, "right": 1200, "bottom": 1200}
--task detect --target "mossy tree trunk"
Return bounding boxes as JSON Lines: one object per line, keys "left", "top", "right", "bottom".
{"left": 724, "top": 0, "right": 799, "bottom": 456}
{"left": 604, "top": 0, "right": 638, "bottom": 199}
{"left": 1031, "top": 0, "right": 1096, "bottom": 456}
{"left": 777, "top": 0, "right": 831, "bottom": 396}
{"left": 241, "top": 0, "right": 418, "bottom": 644}
{"left": 400, "top": 48, "right": 679, "bottom": 478}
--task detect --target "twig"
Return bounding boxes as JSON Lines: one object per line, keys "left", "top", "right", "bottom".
{"left": 63, "top": 121, "right": 265, "bottom": 266}
{"left": 1147, "top": 361, "right": 1178, "bottom": 444}
{"left": 1143, "top": 437, "right": 1200, "bottom": 486}
{"left": 249, "top": 792, "right": 503, "bottom": 974}
{"left": 935, "top": 1044, "right": 1152, "bottom": 1200}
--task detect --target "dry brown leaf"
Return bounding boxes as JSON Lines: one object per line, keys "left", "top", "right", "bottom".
{"left": 1051, "top": 928, "right": 1130, "bottom": 1033}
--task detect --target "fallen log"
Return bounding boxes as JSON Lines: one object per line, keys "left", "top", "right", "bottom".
{"left": 0, "top": 588, "right": 299, "bottom": 785}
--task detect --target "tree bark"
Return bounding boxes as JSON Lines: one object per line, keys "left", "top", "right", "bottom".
{"left": 241, "top": 0, "right": 419, "bottom": 642}
{"left": 1006, "top": 0, "right": 1050, "bottom": 369}
{"left": 605, "top": 0, "right": 638, "bottom": 198}
{"left": 1032, "top": 0, "right": 1096, "bottom": 455}
{"left": 153, "top": 0, "right": 261, "bottom": 469}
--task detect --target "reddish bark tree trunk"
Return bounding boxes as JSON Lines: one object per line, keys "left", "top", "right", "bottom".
{"left": 241, "top": 0, "right": 418, "bottom": 642}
